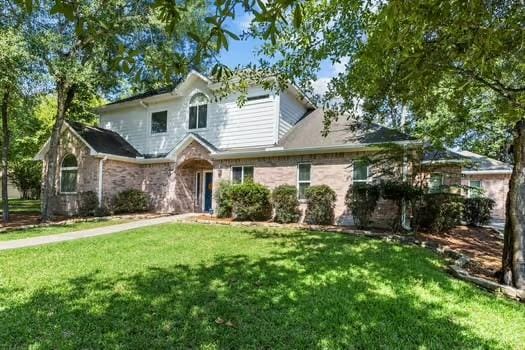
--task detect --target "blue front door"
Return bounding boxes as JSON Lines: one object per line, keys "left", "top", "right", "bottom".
{"left": 204, "top": 172, "right": 213, "bottom": 212}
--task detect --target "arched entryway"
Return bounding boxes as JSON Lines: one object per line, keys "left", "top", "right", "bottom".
{"left": 176, "top": 158, "right": 213, "bottom": 213}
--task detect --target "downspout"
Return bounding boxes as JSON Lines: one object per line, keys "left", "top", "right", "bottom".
{"left": 98, "top": 156, "right": 107, "bottom": 206}
{"left": 401, "top": 145, "right": 411, "bottom": 231}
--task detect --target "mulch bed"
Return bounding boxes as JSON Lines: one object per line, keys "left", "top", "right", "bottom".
{"left": 417, "top": 225, "right": 503, "bottom": 281}
{"left": 0, "top": 213, "right": 68, "bottom": 228}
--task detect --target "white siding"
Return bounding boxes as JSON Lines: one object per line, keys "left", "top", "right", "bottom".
{"left": 278, "top": 91, "right": 307, "bottom": 139}
{"left": 99, "top": 84, "right": 279, "bottom": 155}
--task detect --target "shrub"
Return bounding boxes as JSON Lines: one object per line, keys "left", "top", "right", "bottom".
{"left": 214, "top": 181, "right": 235, "bottom": 218}
{"left": 230, "top": 182, "right": 272, "bottom": 221}
{"left": 78, "top": 191, "right": 99, "bottom": 216}
{"left": 272, "top": 185, "right": 300, "bottom": 223}
{"left": 112, "top": 189, "right": 150, "bottom": 214}
{"left": 345, "top": 183, "right": 380, "bottom": 229}
{"left": 304, "top": 185, "right": 336, "bottom": 225}
{"left": 380, "top": 181, "right": 423, "bottom": 232}
{"left": 463, "top": 197, "right": 495, "bottom": 226}
{"left": 415, "top": 193, "right": 464, "bottom": 233}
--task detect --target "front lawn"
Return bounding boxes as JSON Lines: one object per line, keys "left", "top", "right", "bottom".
{"left": 0, "top": 223, "right": 523, "bottom": 349}
{"left": 0, "top": 218, "right": 133, "bottom": 241}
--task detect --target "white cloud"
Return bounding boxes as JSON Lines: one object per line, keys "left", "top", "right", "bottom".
{"left": 238, "top": 13, "right": 254, "bottom": 31}
{"left": 332, "top": 56, "right": 349, "bottom": 75}
{"left": 311, "top": 77, "right": 331, "bottom": 96}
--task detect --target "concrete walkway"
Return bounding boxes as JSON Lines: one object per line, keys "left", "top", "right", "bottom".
{"left": 0, "top": 213, "right": 197, "bottom": 251}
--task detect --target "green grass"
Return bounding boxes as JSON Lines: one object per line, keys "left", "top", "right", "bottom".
{"left": 0, "top": 223, "right": 523, "bottom": 349}
{"left": 0, "top": 199, "right": 40, "bottom": 213}
{"left": 0, "top": 219, "right": 133, "bottom": 241}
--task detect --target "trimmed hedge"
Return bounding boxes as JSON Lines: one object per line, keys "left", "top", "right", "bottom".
{"left": 463, "top": 197, "right": 495, "bottom": 226}
{"left": 272, "top": 185, "right": 300, "bottom": 223}
{"left": 230, "top": 182, "right": 272, "bottom": 221}
{"left": 304, "top": 185, "right": 336, "bottom": 225}
{"left": 215, "top": 181, "right": 235, "bottom": 218}
{"left": 345, "top": 183, "right": 380, "bottom": 229}
{"left": 78, "top": 191, "right": 99, "bottom": 217}
{"left": 415, "top": 193, "right": 464, "bottom": 233}
{"left": 112, "top": 189, "right": 150, "bottom": 214}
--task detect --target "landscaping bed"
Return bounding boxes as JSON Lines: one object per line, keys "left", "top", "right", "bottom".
{"left": 417, "top": 225, "right": 503, "bottom": 282}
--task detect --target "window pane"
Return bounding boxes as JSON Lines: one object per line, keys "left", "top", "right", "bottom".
{"left": 469, "top": 180, "right": 482, "bottom": 197}
{"left": 429, "top": 174, "right": 442, "bottom": 193}
{"left": 61, "top": 170, "right": 77, "bottom": 193}
{"left": 298, "top": 183, "right": 310, "bottom": 200}
{"left": 197, "top": 104, "right": 207, "bottom": 128}
{"left": 243, "top": 166, "right": 254, "bottom": 182}
{"left": 298, "top": 164, "right": 311, "bottom": 181}
{"left": 232, "top": 167, "right": 242, "bottom": 184}
{"left": 353, "top": 162, "right": 368, "bottom": 181}
{"left": 189, "top": 106, "right": 197, "bottom": 129}
{"left": 62, "top": 154, "right": 77, "bottom": 167}
{"left": 151, "top": 111, "right": 167, "bottom": 133}
{"left": 190, "top": 93, "right": 208, "bottom": 105}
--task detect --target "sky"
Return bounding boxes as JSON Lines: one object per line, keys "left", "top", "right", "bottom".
{"left": 217, "top": 12, "right": 346, "bottom": 96}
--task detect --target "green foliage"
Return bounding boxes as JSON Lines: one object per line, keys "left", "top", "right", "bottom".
{"left": 380, "top": 180, "right": 424, "bottom": 232}
{"left": 271, "top": 185, "right": 300, "bottom": 224}
{"left": 345, "top": 183, "right": 380, "bottom": 229}
{"left": 78, "top": 191, "right": 99, "bottom": 217}
{"left": 415, "top": 193, "right": 464, "bottom": 233}
{"left": 10, "top": 160, "right": 41, "bottom": 200}
{"left": 214, "top": 180, "right": 234, "bottom": 218}
{"left": 230, "top": 182, "right": 272, "bottom": 221}
{"left": 304, "top": 185, "right": 336, "bottom": 225}
{"left": 463, "top": 197, "right": 495, "bottom": 226}
{"left": 112, "top": 189, "right": 150, "bottom": 214}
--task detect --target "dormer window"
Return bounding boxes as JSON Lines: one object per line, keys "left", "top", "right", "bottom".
{"left": 189, "top": 93, "right": 208, "bottom": 130}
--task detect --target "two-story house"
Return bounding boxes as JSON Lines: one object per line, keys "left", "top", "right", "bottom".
{"left": 35, "top": 70, "right": 510, "bottom": 224}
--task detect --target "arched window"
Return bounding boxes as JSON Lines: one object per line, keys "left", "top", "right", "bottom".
{"left": 60, "top": 154, "right": 78, "bottom": 193}
{"left": 189, "top": 93, "right": 208, "bottom": 130}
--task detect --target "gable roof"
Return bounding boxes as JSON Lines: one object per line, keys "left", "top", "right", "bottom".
{"left": 278, "top": 109, "right": 416, "bottom": 149}
{"left": 67, "top": 121, "right": 142, "bottom": 158}
{"left": 166, "top": 133, "right": 218, "bottom": 158}
{"left": 423, "top": 148, "right": 512, "bottom": 173}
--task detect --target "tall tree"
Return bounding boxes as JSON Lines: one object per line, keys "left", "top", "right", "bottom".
{"left": 0, "top": 29, "right": 31, "bottom": 223}
{"left": 255, "top": 0, "right": 525, "bottom": 288}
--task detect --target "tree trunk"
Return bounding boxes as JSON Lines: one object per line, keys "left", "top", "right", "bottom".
{"left": 501, "top": 120, "right": 525, "bottom": 289}
{"left": 40, "top": 80, "right": 76, "bottom": 222}
{"left": 1, "top": 91, "right": 9, "bottom": 224}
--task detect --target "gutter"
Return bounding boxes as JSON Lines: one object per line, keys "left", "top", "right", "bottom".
{"left": 212, "top": 140, "right": 422, "bottom": 160}
{"left": 97, "top": 156, "right": 107, "bottom": 204}
{"left": 462, "top": 170, "right": 512, "bottom": 175}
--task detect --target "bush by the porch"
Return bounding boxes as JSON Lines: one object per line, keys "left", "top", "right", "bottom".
{"left": 230, "top": 182, "right": 272, "bottom": 221}
{"left": 214, "top": 181, "right": 235, "bottom": 218}
{"left": 271, "top": 185, "right": 300, "bottom": 223}
{"left": 463, "top": 197, "right": 495, "bottom": 226}
{"left": 345, "top": 183, "right": 380, "bottom": 229}
{"left": 415, "top": 193, "right": 464, "bottom": 233}
{"left": 380, "top": 181, "right": 423, "bottom": 232}
{"left": 304, "top": 185, "right": 336, "bottom": 225}
{"left": 112, "top": 189, "right": 150, "bottom": 214}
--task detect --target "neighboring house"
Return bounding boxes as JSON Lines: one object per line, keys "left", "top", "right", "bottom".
{"left": 34, "top": 70, "right": 511, "bottom": 223}
{"left": 422, "top": 149, "right": 512, "bottom": 219}
{"left": 0, "top": 175, "right": 21, "bottom": 199}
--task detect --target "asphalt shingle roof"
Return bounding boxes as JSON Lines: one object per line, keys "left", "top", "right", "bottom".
{"left": 68, "top": 121, "right": 142, "bottom": 158}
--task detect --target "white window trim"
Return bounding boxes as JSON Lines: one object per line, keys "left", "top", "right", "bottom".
{"left": 352, "top": 164, "right": 370, "bottom": 184}
{"left": 428, "top": 173, "right": 444, "bottom": 193}
{"left": 188, "top": 93, "right": 209, "bottom": 131}
{"left": 231, "top": 165, "right": 254, "bottom": 184}
{"left": 150, "top": 110, "right": 168, "bottom": 135}
{"left": 297, "top": 163, "right": 312, "bottom": 200}
{"left": 59, "top": 158, "right": 78, "bottom": 195}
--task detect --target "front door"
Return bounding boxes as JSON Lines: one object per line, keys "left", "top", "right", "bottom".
{"left": 204, "top": 172, "right": 213, "bottom": 212}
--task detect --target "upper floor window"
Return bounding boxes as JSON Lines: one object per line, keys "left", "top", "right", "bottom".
{"left": 353, "top": 161, "right": 369, "bottom": 184}
{"left": 189, "top": 93, "right": 208, "bottom": 130}
{"left": 297, "top": 163, "right": 311, "bottom": 199}
{"left": 232, "top": 166, "right": 254, "bottom": 184}
{"left": 60, "top": 154, "right": 78, "bottom": 193}
{"left": 428, "top": 173, "right": 443, "bottom": 193}
{"left": 151, "top": 110, "right": 167, "bottom": 134}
